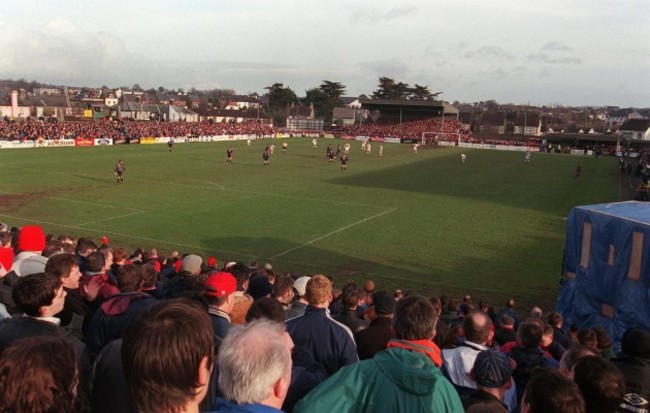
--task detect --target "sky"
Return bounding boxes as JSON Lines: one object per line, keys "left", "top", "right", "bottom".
{"left": 1, "top": 0, "right": 649, "bottom": 107}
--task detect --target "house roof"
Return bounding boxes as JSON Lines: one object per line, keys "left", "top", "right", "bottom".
{"left": 480, "top": 112, "right": 506, "bottom": 126}
{"left": 333, "top": 107, "right": 355, "bottom": 119}
{"left": 620, "top": 119, "right": 650, "bottom": 132}
{"left": 358, "top": 98, "right": 444, "bottom": 108}
{"left": 513, "top": 113, "right": 541, "bottom": 126}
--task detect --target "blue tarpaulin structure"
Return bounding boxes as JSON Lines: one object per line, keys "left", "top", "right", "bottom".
{"left": 556, "top": 201, "right": 650, "bottom": 350}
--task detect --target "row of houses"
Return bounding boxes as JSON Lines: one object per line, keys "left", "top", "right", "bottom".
{"left": 1, "top": 88, "right": 649, "bottom": 139}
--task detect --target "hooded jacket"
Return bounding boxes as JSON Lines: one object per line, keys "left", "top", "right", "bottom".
{"left": 85, "top": 292, "right": 157, "bottom": 359}
{"left": 294, "top": 345, "right": 463, "bottom": 413}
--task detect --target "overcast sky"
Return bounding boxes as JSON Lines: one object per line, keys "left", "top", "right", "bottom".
{"left": 1, "top": 0, "right": 648, "bottom": 107}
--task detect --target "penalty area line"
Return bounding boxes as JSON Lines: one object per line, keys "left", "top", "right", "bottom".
{"left": 269, "top": 208, "right": 398, "bottom": 260}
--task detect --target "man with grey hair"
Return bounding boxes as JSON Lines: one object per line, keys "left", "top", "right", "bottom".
{"left": 212, "top": 320, "right": 292, "bottom": 412}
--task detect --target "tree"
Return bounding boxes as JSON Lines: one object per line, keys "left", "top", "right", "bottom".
{"left": 409, "top": 84, "right": 441, "bottom": 101}
{"left": 372, "top": 77, "right": 410, "bottom": 100}
{"left": 264, "top": 83, "right": 297, "bottom": 124}
{"left": 317, "top": 80, "right": 346, "bottom": 124}
{"left": 303, "top": 88, "right": 330, "bottom": 122}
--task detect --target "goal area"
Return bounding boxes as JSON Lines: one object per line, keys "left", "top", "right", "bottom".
{"left": 421, "top": 132, "right": 459, "bottom": 145}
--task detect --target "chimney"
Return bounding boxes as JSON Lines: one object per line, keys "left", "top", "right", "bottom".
{"left": 11, "top": 90, "right": 18, "bottom": 117}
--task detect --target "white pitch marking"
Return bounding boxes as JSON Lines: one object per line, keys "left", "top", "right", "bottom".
{"left": 269, "top": 208, "right": 398, "bottom": 259}
{"left": 0, "top": 213, "right": 247, "bottom": 257}
{"left": 75, "top": 210, "right": 146, "bottom": 226}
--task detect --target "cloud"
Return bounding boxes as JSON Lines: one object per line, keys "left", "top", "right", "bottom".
{"left": 462, "top": 46, "right": 514, "bottom": 61}
{"left": 350, "top": 5, "right": 417, "bottom": 23}
{"left": 476, "top": 68, "right": 509, "bottom": 81}
{"left": 356, "top": 58, "right": 409, "bottom": 78}
{"left": 541, "top": 41, "right": 573, "bottom": 51}
{"left": 527, "top": 53, "right": 581, "bottom": 64}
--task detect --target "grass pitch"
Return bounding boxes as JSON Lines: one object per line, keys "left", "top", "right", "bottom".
{"left": 0, "top": 139, "right": 620, "bottom": 309}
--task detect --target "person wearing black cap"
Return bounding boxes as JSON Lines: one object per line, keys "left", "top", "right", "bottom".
{"left": 246, "top": 273, "right": 273, "bottom": 301}
{"left": 462, "top": 349, "right": 513, "bottom": 411}
{"left": 355, "top": 290, "right": 395, "bottom": 360}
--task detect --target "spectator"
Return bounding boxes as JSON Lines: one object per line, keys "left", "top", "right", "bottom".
{"left": 285, "top": 274, "right": 358, "bottom": 378}
{"left": 46, "top": 252, "right": 97, "bottom": 339}
{"left": 541, "top": 323, "right": 566, "bottom": 361}
{"left": 558, "top": 345, "right": 596, "bottom": 378}
{"left": 0, "top": 272, "right": 86, "bottom": 359}
{"left": 611, "top": 327, "right": 650, "bottom": 413}
{"left": 246, "top": 273, "right": 273, "bottom": 301}
{"left": 510, "top": 322, "right": 559, "bottom": 401}
{"left": 74, "top": 237, "right": 98, "bottom": 274}
{"left": 180, "top": 253, "right": 202, "bottom": 276}
{"left": 462, "top": 349, "right": 513, "bottom": 411}
{"left": 85, "top": 263, "right": 157, "bottom": 359}
{"left": 122, "top": 299, "right": 215, "bottom": 413}
{"left": 212, "top": 320, "right": 292, "bottom": 413}
{"left": 495, "top": 298, "right": 522, "bottom": 331}
{"left": 81, "top": 250, "right": 118, "bottom": 302}
{"left": 332, "top": 284, "right": 368, "bottom": 334}
{"left": 294, "top": 295, "right": 463, "bottom": 413}
{"left": 576, "top": 328, "right": 598, "bottom": 350}
{"left": 572, "top": 356, "right": 626, "bottom": 413}
{"left": 285, "top": 276, "right": 310, "bottom": 320}
{"left": 0, "top": 337, "right": 79, "bottom": 413}
{"left": 594, "top": 327, "right": 615, "bottom": 360}
{"left": 520, "top": 368, "right": 585, "bottom": 413}
{"left": 228, "top": 262, "right": 253, "bottom": 324}
{"left": 442, "top": 311, "right": 495, "bottom": 389}
{"left": 493, "top": 315, "right": 517, "bottom": 346}
{"left": 272, "top": 275, "right": 295, "bottom": 309}
{"left": 449, "top": 302, "right": 474, "bottom": 328}
{"left": 245, "top": 297, "right": 324, "bottom": 413}
{"left": 440, "top": 298, "right": 459, "bottom": 325}
{"left": 11, "top": 224, "right": 47, "bottom": 279}
{"left": 140, "top": 263, "right": 162, "bottom": 299}
{"left": 429, "top": 296, "right": 450, "bottom": 350}
{"left": 548, "top": 311, "right": 571, "bottom": 349}
{"left": 355, "top": 291, "right": 396, "bottom": 360}
{"left": 204, "top": 271, "right": 237, "bottom": 343}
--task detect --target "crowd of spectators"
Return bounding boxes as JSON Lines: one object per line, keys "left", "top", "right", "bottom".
{"left": 0, "top": 223, "right": 648, "bottom": 413}
{"left": 335, "top": 118, "right": 466, "bottom": 140}
{"left": 0, "top": 118, "right": 279, "bottom": 142}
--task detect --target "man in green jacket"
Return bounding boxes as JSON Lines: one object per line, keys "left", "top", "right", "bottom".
{"left": 294, "top": 295, "right": 463, "bottom": 413}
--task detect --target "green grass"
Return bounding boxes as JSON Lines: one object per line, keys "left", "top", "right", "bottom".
{"left": 0, "top": 139, "right": 621, "bottom": 310}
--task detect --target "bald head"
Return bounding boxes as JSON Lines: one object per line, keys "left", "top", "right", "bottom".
{"left": 463, "top": 311, "right": 493, "bottom": 344}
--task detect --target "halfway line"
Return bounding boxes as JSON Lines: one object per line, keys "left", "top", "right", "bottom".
{"left": 269, "top": 208, "right": 398, "bottom": 259}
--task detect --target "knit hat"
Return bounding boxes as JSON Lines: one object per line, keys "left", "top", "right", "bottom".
{"left": 246, "top": 274, "right": 273, "bottom": 300}
{"left": 180, "top": 254, "right": 202, "bottom": 275}
{"left": 204, "top": 272, "right": 237, "bottom": 297}
{"left": 472, "top": 349, "right": 513, "bottom": 388}
{"left": 17, "top": 225, "right": 46, "bottom": 252}
{"left": 207, "top": 256, "right": 217, "bottom": 267}
{"left": 101, "top": 236, "right": 110, "bottom": 245}
{"left": 293, "top": 276, "right": 311, "bottom": 297}
{"left": 14, "top": 254, "right": 48, "bottom": 277}
{"left": 264, "top": 262, "right": 273, "bottom": 271}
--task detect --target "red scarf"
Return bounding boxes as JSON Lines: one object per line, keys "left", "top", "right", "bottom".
{"left": 386, "top": 339, "right": 443, "bottom": 367}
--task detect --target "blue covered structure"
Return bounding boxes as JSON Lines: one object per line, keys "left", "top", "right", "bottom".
{"left": 556, "top": 201, "right": 650, "bottom": 349}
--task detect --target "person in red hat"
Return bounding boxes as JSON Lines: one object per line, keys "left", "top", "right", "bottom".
{"left": 204, "top": 272, "right": 237, "bottom": 343}
{"left": 12, "top": 225, "right": 47, "bottom": 279}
